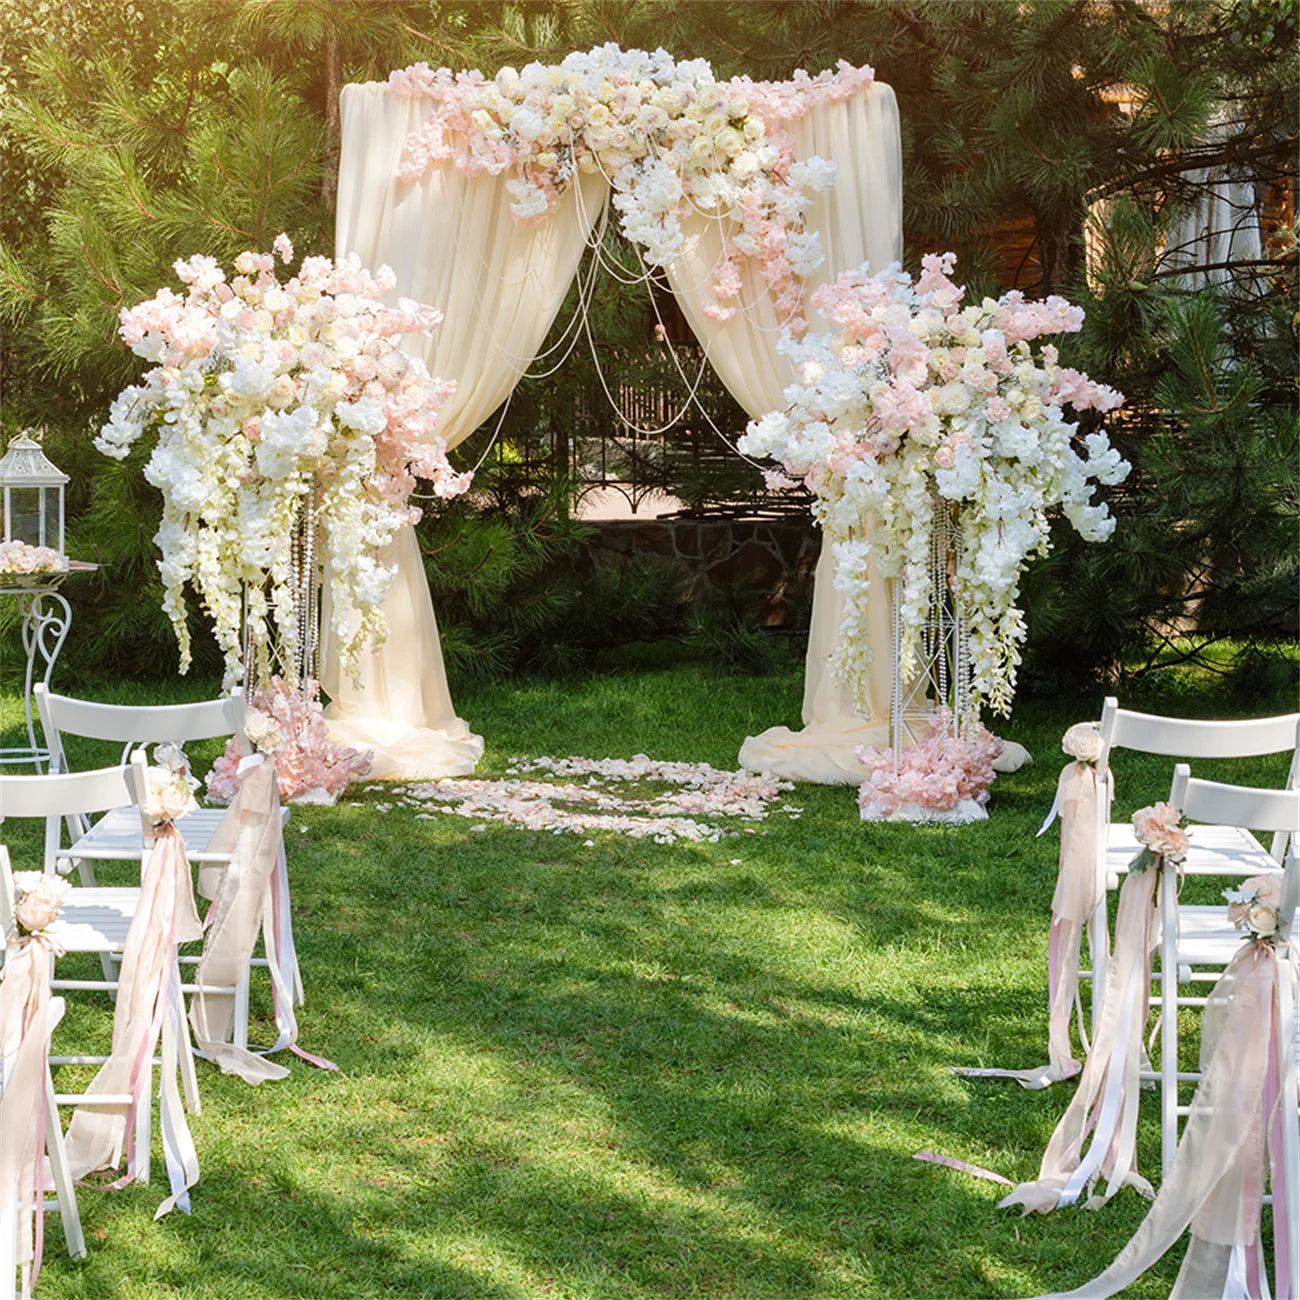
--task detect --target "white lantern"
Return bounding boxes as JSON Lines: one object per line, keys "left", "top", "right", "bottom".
{"left": 0, "top": 431, "right": 68, "bottom": 554}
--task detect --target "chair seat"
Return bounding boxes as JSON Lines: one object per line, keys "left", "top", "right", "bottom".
{"left": 55, "top": 803, "right": 289, "bottom": 871}
{"left": 44, "top": 888, "right": 140, "bottom": 952}
{"left": 1106, "top": 821, "right": 1280, "bottom": 879}
{"left": 1171, "top": 904, "right": 1256, "bottom": 967}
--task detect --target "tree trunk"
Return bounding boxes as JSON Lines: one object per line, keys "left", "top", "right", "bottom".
{"left": 321, "top": 27, "right": 341, "bottom": 209}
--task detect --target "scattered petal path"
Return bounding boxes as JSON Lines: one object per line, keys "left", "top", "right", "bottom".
{"left": 360, "top": 755, "right": 801, "bottom": 844}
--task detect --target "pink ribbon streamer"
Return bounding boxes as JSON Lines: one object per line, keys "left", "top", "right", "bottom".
{"left": 191, "top": 757, "right": 336, "bottom": 1078}
{"left": 63, "top": 821, "right": 203, "bottom": 1216}
{"left": 0, "top": 939, "right": 54, "bottom": 1294}
{"left": 999, "top": 861, "right": 1159, "bottom": 1214}
{"left": 957, "top": 761, "right": 1102, "bottom": 1088}
{"left": 1030, "top": 941, "right": 1288, "bottom": 1300}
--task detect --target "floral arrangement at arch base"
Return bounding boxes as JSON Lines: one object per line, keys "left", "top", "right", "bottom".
{"left": 98, "top": 234, "right": 471, "bottom": 688}
{"left": 740, "top": 253, "right": 1129, "bottom": 724}
{"left": 98, "top": 235, "right": 467, "bottom": 801}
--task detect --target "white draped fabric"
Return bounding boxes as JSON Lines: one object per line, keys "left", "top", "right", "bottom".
{"left": 666, "top": 86, "right": 903, "bottom": 781}
{"left": 326, "top": 77, "right": 905, "bottom": 781}
{"left": 327, "top": 82, "right": 607, "bottom": 777}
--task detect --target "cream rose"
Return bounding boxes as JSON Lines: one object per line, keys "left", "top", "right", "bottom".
{"left": 1061, "top": 721, "right": 1102, "bottom": 763}
{"left": 13, "top": 872, "right": 68, "bottom": 934}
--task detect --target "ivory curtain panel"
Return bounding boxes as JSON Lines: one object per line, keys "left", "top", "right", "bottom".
{"left": 325, "top": 82, "right": 607, "bottom": 777}
{"left": 664, "top": 84, "right": 903, "bottom": 782}
{"left": 325, "top": 75, "right": 904, "bottom": 781}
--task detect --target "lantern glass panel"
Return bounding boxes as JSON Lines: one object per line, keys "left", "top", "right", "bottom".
{"left": 8, "top": 487, "right": 41, "bottom": 546}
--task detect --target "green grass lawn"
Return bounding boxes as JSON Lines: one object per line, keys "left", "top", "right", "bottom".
{"left": 3, "top": 662, "right": 1294, "bottom": 1299}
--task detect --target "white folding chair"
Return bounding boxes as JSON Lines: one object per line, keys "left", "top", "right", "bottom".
{"left": 1273, "top": 855, "right": 1300, "bottom": 1298}
{"left": 1159, "top": 768, "right": 1300, "bottom": 1191}
{"left": 1089, "top": 701, "right": 1300, "bottom": 999}
{"left": 0, "top": 757, "right": 227, "bottom": 1184}
{"left": 35, "top": 685, "right": 296, "bottom": 1049}
{"left": 1, "top": 856, "right": 86, "bottom": 1297}
{"left": 34, "top": 684, "right": 251, "bottom": 885}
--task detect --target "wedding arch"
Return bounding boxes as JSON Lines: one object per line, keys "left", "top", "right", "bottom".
{"left": 322, "top": 47, "right": 904, "bottom": 782}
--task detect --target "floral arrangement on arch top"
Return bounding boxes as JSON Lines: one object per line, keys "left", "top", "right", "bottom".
{"left": 96, "top": 235, "right": 471, "bottom": 688}
{"left": 739, "top": 253, "right": 1130, "bottom": 718}
{"left": 389, "top": 45, "right": 871, "bottom": 333}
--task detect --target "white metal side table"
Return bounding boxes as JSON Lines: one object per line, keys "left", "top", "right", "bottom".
{"left": 0, "top": 562, "right": 97, "bottom": 771}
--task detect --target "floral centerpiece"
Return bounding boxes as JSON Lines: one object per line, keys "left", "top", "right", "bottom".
{"left": 739, "top": 253, "right": 1129, "bottom": 721}
{"left": 96, "top": 234, "right": 471, "bottom": 688}
{"left": 389, "top": 45, "right": 871, "bottom": 332}
{"left": 0, "top": 539, "right": 69, "bottom": 581}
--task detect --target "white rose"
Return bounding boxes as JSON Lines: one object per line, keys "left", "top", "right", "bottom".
{"left": 1247, "top": 901, "right": 1279, "bottom": 935}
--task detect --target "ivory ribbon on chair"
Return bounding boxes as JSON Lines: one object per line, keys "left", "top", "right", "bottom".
{"left": 1032, "top": 941, "right": 1289, "bottom": 1300}
{"left": 0, "top": 940, "right": 53, "bottom": 1294}
{"left": 1000, "top": 861, "right": 1159, "bottom": 1214}
{"left": 958, "top": 761, "right": 1102, "bottom": 1088}
{"left": 191, "top": 756, "right": 335, "bottom": 1080}
{"left": 64, "top": 823, "right": 203, "bottom": 1218}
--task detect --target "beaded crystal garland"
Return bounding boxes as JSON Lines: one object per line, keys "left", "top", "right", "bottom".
{"left": 97, "top": 236, "right": 471, "bottom": 687}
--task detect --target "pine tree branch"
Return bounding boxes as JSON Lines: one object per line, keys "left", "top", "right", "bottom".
{"left": 1088, "top": 136, "right": 1300, "bottom": 201}
{"left": 1149, "top": 253, "right": 1297, "bottom": 284}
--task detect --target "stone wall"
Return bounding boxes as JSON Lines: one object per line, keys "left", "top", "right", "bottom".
{"left": 589, "top": 515, "right": 819, "bottom": 627}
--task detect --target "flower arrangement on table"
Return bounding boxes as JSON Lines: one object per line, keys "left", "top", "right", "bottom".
{"left": 389, "top": 45, "right": 871, "bottom": 332}
{"left": 738, "top": 253, "right": 1130, "bottom": 723}
{"left": 96, "top": 234, "right": 471, "bottom": 689}
{"left": 0, "top": 539, "right": 69, "bottom": 580}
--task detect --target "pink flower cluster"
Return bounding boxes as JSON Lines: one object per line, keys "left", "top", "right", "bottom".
{"left": 1224, "top": 874, "right": 1282, "bottom": 940}
{"left": 206, "top": 677, "right": 372, "bottom": 805}
{"left": 854, "top": 718, "right": 1003, "bottom": 821}
{"left": 0, "top": 540, "right": 67, "bottom": 576}
{"left": 387, "top": 46, "right": 870, "bottom": 334}
{"left": 1131, "top": 802, "right": 1190, "bottom": 865}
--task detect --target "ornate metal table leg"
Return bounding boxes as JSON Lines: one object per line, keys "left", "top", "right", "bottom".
{"left": 16, "top": 588, "right": 72, "bottom": 770}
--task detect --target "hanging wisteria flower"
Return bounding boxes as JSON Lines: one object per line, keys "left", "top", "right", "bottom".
{"left": 11, "top": 871, "right": 68, "bottom": 936}
{"left": 207, "top": 677, "right": 371, "bottom": 805}
{"left": 1061, "top": 722, "right": 1103, "bottom": 764}
{"left": 96, "top": 238, "right": 471, "bottom": 686}
{"left": 739, "top": 253, "right": 1128, "bottom": 717}
{"left": 0, "top": 540, "right": 67, "bottom": 577}
{"left": 1223, "top": 874, "right": 1283, "bottom": 942}
{"left": 388, "top": 46, "right": 874, "bottom": 335}
{"left": 1130, "top": 802, "right": 1190, "bottom": 871}
{"left": 854, "top": 715, "right": 1003, "bottom": 824}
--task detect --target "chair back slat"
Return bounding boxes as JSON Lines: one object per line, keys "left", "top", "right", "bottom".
{"left": 35, "top": 686, "right": 246, "bottom": 766}
{"left": 1171, "top": 765, "right": 1300, "bottom": 835}
{"left": 0, "top": 763, "right": 142, "bottom": 821}
{"left": 1099, "top": 697, "right": 1300, "bottom": 765}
